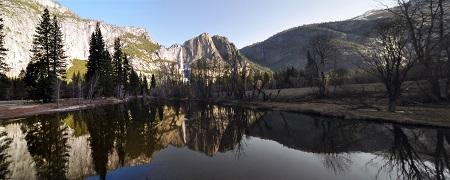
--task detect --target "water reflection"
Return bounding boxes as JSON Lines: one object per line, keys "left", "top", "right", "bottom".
{"left": 0, "top": 128, "right": 11, "bottom": 179}
{"left": 22, "top": 114, "right": 70, "bottom": 179}
{"left": 370, "top": 125, "right": 450, "bottom": 180}
{"left": 0, "top": 99, "right": 448, "bottom": 179}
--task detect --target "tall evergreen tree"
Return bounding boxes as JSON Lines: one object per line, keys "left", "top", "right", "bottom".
{"left": 0, "top": 14, "right": 9, "bottom": 74}
{"left": 142, "top": 75, "right": 149, "bottom": 95}
{"left": 100, "top": 50, "right": 114, "bottom": 97}
{"left": 49, "top": 16, "right": 66, "bottom": 78}
{"left": 150, "top": 74, "right": 156, "bottom": 89}
{"left": 129, "top": 68, "right": 140, "bottom": 96}
{"left": 25, "top": 9, "right": 53, "bottom": 102}
{"left": 112, "top": 38, "right": 124, "bottom": 97}
{"left": 122, "top": 54, "right": 132, "bottom": 95}
{"left": 49, "top": 16, "right": 67, "bottom": 106}
{"left": 86, "top": 22, "right": 113, "bottom": 98}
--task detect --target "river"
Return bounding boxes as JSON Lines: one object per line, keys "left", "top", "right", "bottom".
{"left": 0, "top": 99, "right": 448, "bottom": 180}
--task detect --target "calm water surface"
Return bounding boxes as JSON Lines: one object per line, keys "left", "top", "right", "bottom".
{"left": 0, "top": 100, "right": 449, "bottom": 180}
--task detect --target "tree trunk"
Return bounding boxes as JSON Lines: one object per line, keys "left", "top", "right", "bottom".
{"left": 388, "top": 98, "right": 397, "bottom": 112}
{"left": 429, "top": 72, "right": 443, "bottom": 102}
{"left": 56, "top": 78, "right": 60, "bottom": 108}
{"left": 319, "top": 72, "right": 327, "bottom": 97}
{"left": 447, "top": 48, "right": 450, "bottom": 100}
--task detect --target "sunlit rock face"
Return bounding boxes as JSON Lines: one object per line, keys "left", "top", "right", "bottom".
{"left": 153, "top": 33, "right": 267, "bottom": 74}
{"left": 3, "top": 124, "right": 37, "bottom": 180}
{"left": 2, "top": 0, "right": 269, "bottom": 77}
{"left": 66, "top": 134, "right": 94, "bottom": 180}
{"left": 1, "top": 0, "right": 156, "bottom": 76}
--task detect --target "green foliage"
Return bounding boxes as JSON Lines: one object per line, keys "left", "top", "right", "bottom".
{"left": 66, "top": 59, "right": 87, "bottom": 82}
{"left": 10, "top": 0, "right": 41, "bottom": 12}
{"left": 128, "top": 69, "right": 141, "bottom": 96}
{"left": 150, "top": 74, "right": 156, "bottom": 89}
{"left": 25, "top": 9, "right": 54, "bottom": 102}
{"left": 121, "top": 33, "right": 159, "bottom": 61}
{"left": 63, "top": 114, "right": 88, "bottom": 137}
{"left": 86, "top": 22, "right": 114, "bottom": 98}
{"left": 49, "top": 16, "right": 67, "bottom": 78}
{"left": 9, "top": 0, "right": 78, "bottom": 19}
{"left": 112, "top": 38, "right": 125, "bottom": 97}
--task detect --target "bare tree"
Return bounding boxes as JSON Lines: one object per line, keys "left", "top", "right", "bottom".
{"left": 87, "top": 73, "right": 99, "bottom": 101}
{"left": 359, "top": 20, "right": 415, "bottom": 112}
{"left": 307, "top": 34, "right": 337, "bottom": 97}
{"left": 389, "top": 0, "right": 449, "bottom": 102}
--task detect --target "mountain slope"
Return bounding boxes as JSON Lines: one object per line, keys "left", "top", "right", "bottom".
{"left": 1, "top": 0, "right": 159, "bottom": 76}
{"left": 153, "top": 33, "right": 271, "bottom": 74}
{"left": 240, "top": 9, "right": 391, "bottom": 71}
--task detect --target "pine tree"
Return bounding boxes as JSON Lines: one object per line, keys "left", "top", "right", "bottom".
{"left": 86, "top": 22, "right": 113, "bottom": 98}
{"left": 49, "top": 16, "right": 66, "bottom": 78}
{"left": 100, "top": 50, "right": 114, "bottom": 97}
{"left": 0, "top": 14, "right": 9, "bottom": 74}
{"left": 25, "top": 9, "right": 53, "bottom": 102}
{"left": 86, "top": 23, "right": 102, "bottom": 98}
{"left": 112, "top": 38, "right": 124, "bottom": 97}
{"left": 150, "top": 74, "right": 156, "bottom": 89}
{"left": 142, "top": 75, "right": 149, "bottom": 95}
{"left": 49, "top": 16, "right": 67, "bottom": 106}
{"left": 122, "top": 54, "right": 131, "bottom": 95}
{"left": 129, "top": 68, "right": 140, "bottom": 96}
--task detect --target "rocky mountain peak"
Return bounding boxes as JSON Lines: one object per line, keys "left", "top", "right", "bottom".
{"left": 151, "top": 32, "right": 270, "bottom": 74}
{"left": 1, "top": 0, "right": 157, "bottom": 76}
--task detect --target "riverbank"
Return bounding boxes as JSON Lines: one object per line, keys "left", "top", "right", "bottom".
{"left": 0, "top": 98, "right": 132, "bottom": 120}
{"left": 232, "top": 100, "right": 450, "bottom": 128}
{"left": 1, "top": 95, "right": 449, "bottom": 128}
{"left": 152, "top": 95, "right": 450, "bottom": 128}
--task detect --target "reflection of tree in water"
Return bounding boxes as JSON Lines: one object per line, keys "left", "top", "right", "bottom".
{"left": 315, "top": 119, "right": 365, "bottom": 175}
{"left": 221, "top": 107, "right": 264, "bottom": 159}
{"left": 22, "top": 114, "right": 70, "bottom": 180}
{"left": 370, "top": 125, "right": 450, "bottom": 180}
{"left": 141, "top": 103, "right": 180, "bottom": 158}
{"left": 186, "top": 104, "right": 262, "bottom": 157}
{"left": 112, "top": 104, "right": 128, "bottom": 167}
{"left": 84, "top": 107, "right": 117, "bottom": 180}
{"left": 82, "top": 100, "right": 187, "bottom": 179}
{"left": 433, "top": 130, "right": 450, "bottom": 180}
{"left": 0, "top": 129, "right": 11, "bottom": 179}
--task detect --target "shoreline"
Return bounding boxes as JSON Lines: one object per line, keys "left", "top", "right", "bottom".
{"left": 1, "top": 97, "right": 450, "bottom": 128}
{"left": 233, "top": 101, "right": 450, "bottom": 128}
{"left": 0, "top": 98, "right": 131, "bottom": 121}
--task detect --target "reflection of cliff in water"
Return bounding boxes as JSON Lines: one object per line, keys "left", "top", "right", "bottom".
{"left": 184, "top": 104, "right": 263, "bottom": 156}
{"left": 0, "top": 100, "right": 449, "bottom": 180}
{"left": 0, "top": 100, "right": 262, "bottom": 179}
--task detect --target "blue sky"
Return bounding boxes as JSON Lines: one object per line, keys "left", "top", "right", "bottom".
{"left": 57, "top": 0, "right": 393, "bottom": 48}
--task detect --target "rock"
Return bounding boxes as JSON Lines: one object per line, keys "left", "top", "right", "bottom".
{"left": 2, "top": 0, "right": 156, "bottom": 76}
{"left": 153, "top": 33, "right": 269, "bottom": 74}
{"left": 2, "top": 0, "right": 268, "bottom": 77}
